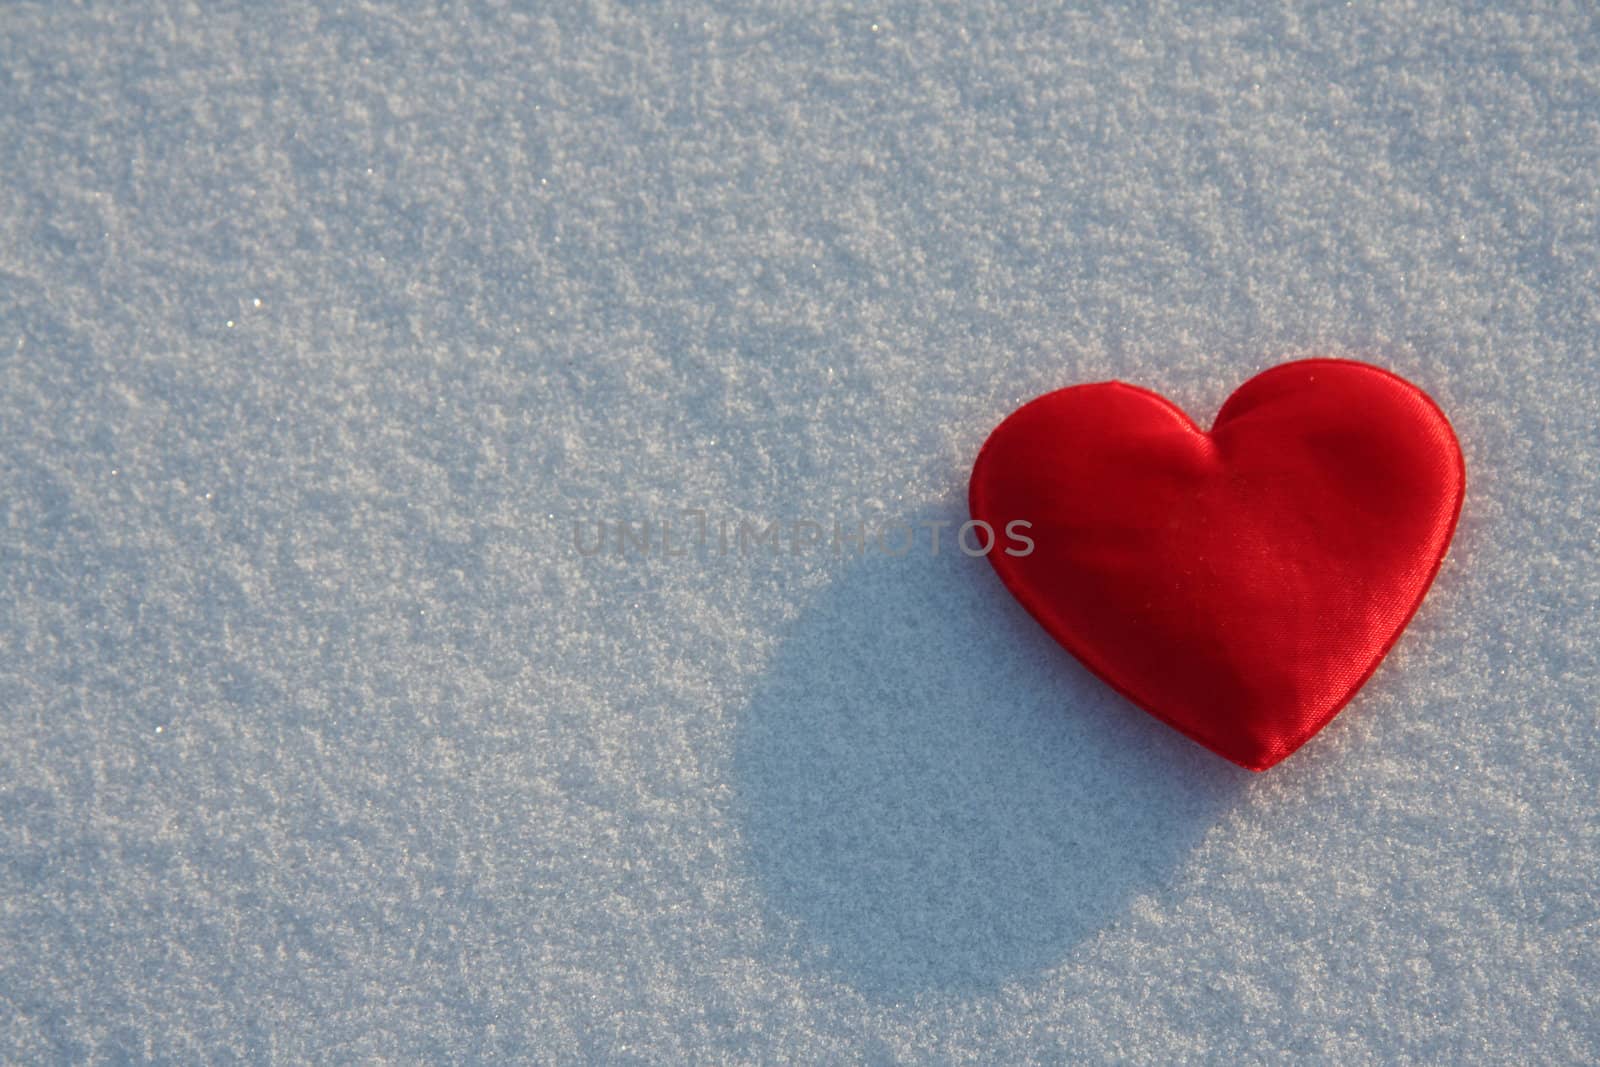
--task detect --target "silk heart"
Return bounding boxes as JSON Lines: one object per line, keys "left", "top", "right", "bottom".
{"left": 968, "top": 359, "right": 1464, "bottom": 771}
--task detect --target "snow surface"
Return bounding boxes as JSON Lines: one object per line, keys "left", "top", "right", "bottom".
{"left": 2, "top": 2, "right": 1597, "bottom": 1062}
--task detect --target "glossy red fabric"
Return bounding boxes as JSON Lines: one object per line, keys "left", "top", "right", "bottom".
{"left": 969, "top": 359, "right": 1465, "bottom": 771}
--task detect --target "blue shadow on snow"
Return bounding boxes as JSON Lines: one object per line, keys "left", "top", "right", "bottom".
{"left": 733, "top": 501, "right": 1249, "bottom": 999}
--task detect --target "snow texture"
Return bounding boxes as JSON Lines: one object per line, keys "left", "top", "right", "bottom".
{"left": 2, "top": 1, "right": 1598, "bottom": 1062}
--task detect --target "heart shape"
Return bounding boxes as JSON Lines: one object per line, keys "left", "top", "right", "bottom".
{"left": 969, "top": 359, "right": 1465, "bottom": 771}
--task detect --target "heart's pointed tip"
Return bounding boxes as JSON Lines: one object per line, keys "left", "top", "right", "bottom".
{"left": 1200, "top": 736, "right": 1293, "bottom": 773}
{"left": 1235, "top": 752, "right": 1285, "bottom": 773}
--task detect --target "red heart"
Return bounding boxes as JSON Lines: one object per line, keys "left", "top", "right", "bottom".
{"left": 968, "top": 359, "right": 1465, "bottom": 771}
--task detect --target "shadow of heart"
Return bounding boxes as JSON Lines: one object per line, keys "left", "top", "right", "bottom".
{"left": 732, "top": 500, "right": 1251, "bottom": 999}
